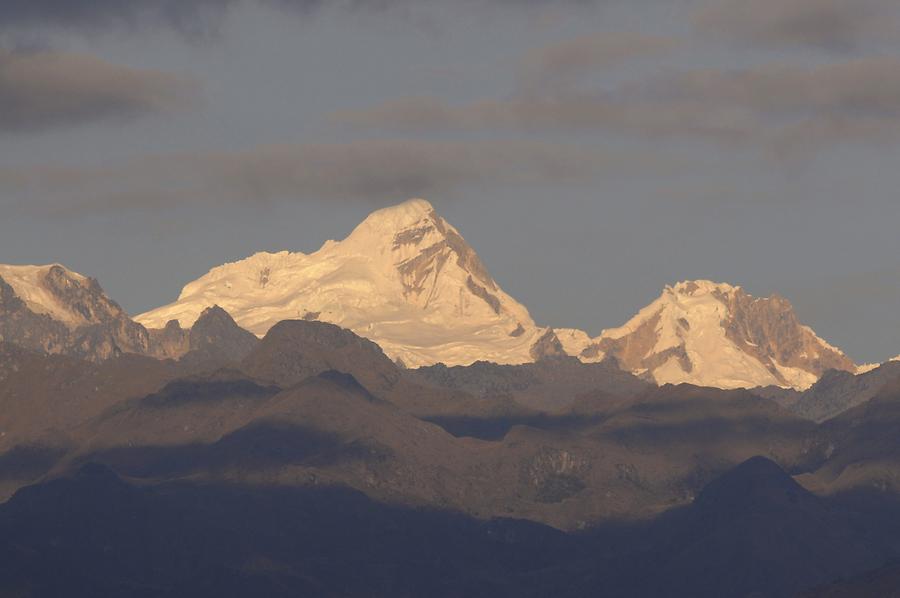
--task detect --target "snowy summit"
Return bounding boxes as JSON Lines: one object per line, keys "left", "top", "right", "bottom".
{"left": 136, "top": 199, "right": 552, "bottom": 367}
{"left": 562, "top": 280, "right": 856, "bottom": 390}
{"left": 135, "top": 200, "right": 859, "bottom": 388}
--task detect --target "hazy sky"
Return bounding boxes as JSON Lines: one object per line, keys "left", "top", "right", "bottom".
{"left": 2, "top": 0, "right": 900, "bottom": 363}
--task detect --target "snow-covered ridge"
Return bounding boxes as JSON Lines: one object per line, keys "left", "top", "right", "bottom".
{"left": 0, "top": 264, "right": 91, "bottom": 327}
{"left": 135, "top": 203, "right": 861, "bottom": 384}
{"left": 559, "top": 279, "right": 856, "bottom": 390}
{"left": 137, "top": 198, "right": 549, "bottom": 368}
{"left": 1, "top": 204, "right": 866, "bottom": 388}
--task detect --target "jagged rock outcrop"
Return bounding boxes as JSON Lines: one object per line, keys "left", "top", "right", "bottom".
{"left": 0, "top": 264, "right": 150, "bottom": 362}
{"left": 182, "top": 305, "right": 259, "bottom": 365}
{"left": 779, "top": 360, "right": 900, "bottom": 422}
{"left": 147, "top": 320, "right": 190, "bottom": 359}
{"left": 241, "top": 319, "right": 402, "bottom": 394}
{"left": 529, "top": 329, "right": 568, "bottom": 362}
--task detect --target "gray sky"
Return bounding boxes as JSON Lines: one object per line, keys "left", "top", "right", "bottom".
{"left": 2, "top": 0, "right": 900, "bottom": 363}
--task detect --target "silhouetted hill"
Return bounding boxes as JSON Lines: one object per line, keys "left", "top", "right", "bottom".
{"left": 0, "top": 464, "right": 570, "bottom": 598}
{"left": 781, "top": 361, "right": 900, "bottom": 422}
{"left": 804, "top": 561, "right": 900, "bottom": 597}
{"left": 181, "top": 305, "right": 260, "bottom": 367}
{"left": 411, "top": 358, "right": 648, "bottom": 411}
{"left": 2, "top": 458, "right": 898, "bottom": 598}
{"left": 241, "top": 320, "right": 401, "bottom": 393}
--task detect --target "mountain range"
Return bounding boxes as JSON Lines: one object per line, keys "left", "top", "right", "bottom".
{"left": 0, "top": 197, "right": 890, "bottom": 398}
{"left": 3, "top": 312, "right": 900, "bottom": 596}
{"left": 4, "top": 223, "right": 900, "bottom": 595}
{"left": 1, "top": 198, "right": 869, "bottom": 391}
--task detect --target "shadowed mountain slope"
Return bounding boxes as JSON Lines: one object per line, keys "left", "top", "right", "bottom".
{"left": 410, "top": 357, "right": 648, "bottom": 411}
{"left": 1, "top": 458, "right": 897, "bottom": 598}
{"left": 780, "top": 360, "right": 900, "bottom": 422}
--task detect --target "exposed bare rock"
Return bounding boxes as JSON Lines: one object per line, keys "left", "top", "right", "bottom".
{"left": 0, "top": 265, "right": 150, "bottom": 362}
{"left": 0, "top": 276, "right": 69, "bottom": 355}
{"left": 715, "top": 288, "right": 855, "bottom": 379}
{"left": 183, "top": 305, "right": 259, "bottom": 366}
{"left": 465, "top": 275, "right": 501, "bottom": 314}
{"left": 411, "top": 357, "right": 648, "bottom": 411}
{"left": 147, "top": 320, "right": 190, "bottom": 359}
{"left": 780, "top": 360, "right": 900, "bottom": 422}
{"left": 241, "top": 320, "right": 401, "bottom": 394}
{"left": 529, "top": 329, "right": 568, "bottom": 362}
{"left": 42, "top": 265, "right": 127, "bottom": 325}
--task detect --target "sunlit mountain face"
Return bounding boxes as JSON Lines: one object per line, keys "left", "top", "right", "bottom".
{"left": 3, "top": 0, "right": 900, "bottom": 596}
{"left": 2, "top": 200, "right": 900, "bottom": 597}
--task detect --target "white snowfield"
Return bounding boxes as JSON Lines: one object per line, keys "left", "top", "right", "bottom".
{"left": 136, "top": 199, "right": 549, "bottom": 367}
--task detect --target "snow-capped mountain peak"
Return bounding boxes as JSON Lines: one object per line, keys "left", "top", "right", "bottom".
{"left": 563, "top": 280, "right": 856, "bottom": 390}
{"left": 0, "top": 263, "right": 151, "bottom": 360}
{"left": 349, "top": 198, "right": 437, "bottom": 240}
{"left": 137, "top": 198, "right": 548, "bottom": 367}
{"left": 0, "top": 263, "right": 117, "bottom": 328}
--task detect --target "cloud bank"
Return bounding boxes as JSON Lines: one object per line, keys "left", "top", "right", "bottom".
{"left": 0, "top": 139, "right": 663, "bottom": 214}
{"left": 0, "top": 0, "right": 599, "bottom": 36}
{"left": 693, "top": 0, "right": 900, "bottom": 51}
{"left": 517, "top": 32, "right": 678, "bottom": 92}
{"left": 0, "top": 48, "right": 199, "bottom": 133}
{"left": 333, "top": 57, "right": 900, "bottom": 151}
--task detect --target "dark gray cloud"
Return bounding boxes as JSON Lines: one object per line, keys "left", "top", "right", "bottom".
{"left": 333, "top": 57, "right": 900, "bottom": 151}
{"left": 0, "top": 0, "right": 596, "bottom": 37}
{"left": 0, "top": 139, "right": 669, "bottom": 214}
{"left": 0, "top": 48, "right": 199, "bottom": 132}
{"left": 0, "top": 0, "right": 237, "bottom": 37}
{"left": 693, "top": 0, "right": 900, "bottom": 51}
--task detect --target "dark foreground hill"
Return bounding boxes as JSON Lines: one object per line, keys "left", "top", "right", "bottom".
{"left": 2, "top": 319, "right": 896, "bottom": 529}
{"left": 805, "top": 561, "right": 900, "bottom": 597}
{"left": 4, "top": 318, "right": 900, "bottom": 595}
{"left": 1, "top": 457, "right": 898, "bottom": 598}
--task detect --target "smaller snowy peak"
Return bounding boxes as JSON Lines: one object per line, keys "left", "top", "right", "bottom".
{"left": 571, "top": 280, "right": 856, "bottom": 390}
{"left": 0, "top": 262, "right": 152, "bottom": 360}
{"left": 0, "top": 263, "right": 111, "bottom": 327}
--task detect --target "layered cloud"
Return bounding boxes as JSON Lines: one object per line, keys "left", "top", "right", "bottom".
{"left": 0, "top": 139, "right": 665, "bottom": 214}
{"left": 517, "top": 32, "right": 679, "bottom": 92}
{"left": 0, "top": 0, "right": 598, "bottom": 36}
{"left": 693, "top": 0, "right": 900, "bottom": 51}
{"left": 333, "top": 57, "right": 900, "bottom": 150}
{"left": 0, "top": 48, "right": 199, "bottom": 133}
{"left": 0, "top": 0, "right": 235, "bottom": 37}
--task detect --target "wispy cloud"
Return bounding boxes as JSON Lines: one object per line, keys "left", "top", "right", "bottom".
{"left": 332, "top": 57, "right": 900, "bottom": 151}
{"left": 0, "top": 48, "right": 199, "bottom": 133}
{"left": 0, "top": 0, "right": 603, "bottom": 37}
{"left": 0, "top": 139, "right": 668, "bottom": 215}
{"left": 0, "top": 0, "right": 236, "bottom": 38}
{"left": 517, "top": 32, "right": 679, "bottom": 92}
{"left": 693, "top": 0, "right": 900, "bottom": 51}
